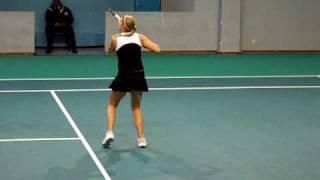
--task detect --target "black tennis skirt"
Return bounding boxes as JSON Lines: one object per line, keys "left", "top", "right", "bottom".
{"left": 109, "top": 71, "right": 148, "bottom": 92}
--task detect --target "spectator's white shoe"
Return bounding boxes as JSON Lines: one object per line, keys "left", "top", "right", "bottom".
{"left": 102, "top": 131, "right": 114, "bottom": 148}
{"left": 137, "top": 137, "right": 148, "bottom": 148}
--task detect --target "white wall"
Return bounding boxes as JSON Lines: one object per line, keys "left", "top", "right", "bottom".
{"left": 241, "top": 0, "right": 320, "bottom": 51}
{"left": 105, "top": 0, "right": 219, "bottom": 52}
{"left": 0, "top": 11, "right": 35, "bottom": 54}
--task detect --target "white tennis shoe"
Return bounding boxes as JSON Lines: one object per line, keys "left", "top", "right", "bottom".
{"left": 137, "top": 137, "right": 148, "bottom": 148}
{"left": 102, "top": 131, "right": 114, "bottom": 148}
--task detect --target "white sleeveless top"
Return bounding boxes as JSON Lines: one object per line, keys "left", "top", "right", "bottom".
{"left": 116, "top": 33, "right": 142, "bottom": 51}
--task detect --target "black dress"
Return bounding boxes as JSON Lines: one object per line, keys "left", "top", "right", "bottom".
{"left": 109, "top": 33, "right": 148, "bottom": 92}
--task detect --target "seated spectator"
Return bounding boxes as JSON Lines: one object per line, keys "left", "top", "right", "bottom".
{"left": 45, "top": 0, "right": 77, "bottom": 54}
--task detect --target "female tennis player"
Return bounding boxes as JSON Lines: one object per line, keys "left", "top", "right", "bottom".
{"left": 102, "top": 15, "right": 160, "bottom": 148}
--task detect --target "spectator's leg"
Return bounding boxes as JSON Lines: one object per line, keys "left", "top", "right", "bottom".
{"left": 45, "top": 26, "right": 54, "bottom": 53}
{"left": 64, "top": 26, "right": 77, "bottom": 54}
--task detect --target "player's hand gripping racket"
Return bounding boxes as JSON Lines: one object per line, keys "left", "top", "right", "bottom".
{"left": 108, "top": 8, "right": 121, "bottom": 22}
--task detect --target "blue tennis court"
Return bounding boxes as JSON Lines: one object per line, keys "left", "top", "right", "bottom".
{"left": 1, "top": 73, "right": 320, "bottom": 180}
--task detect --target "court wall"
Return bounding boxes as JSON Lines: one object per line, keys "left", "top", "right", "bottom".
{"left": 241, "top": 0, "right": 320, "bottom": 51}
{"left": 0, "top": 12, "right": 35, "bottom": 54}
{"left": 105, "top": 0, "right": 219, "bottom": 52}
{"left": 1, "top": 0, "right": 320, "bottom": 52}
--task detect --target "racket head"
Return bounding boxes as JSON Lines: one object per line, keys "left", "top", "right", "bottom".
{"left": 108, "top": 8, "right": 121, "bottom": 22}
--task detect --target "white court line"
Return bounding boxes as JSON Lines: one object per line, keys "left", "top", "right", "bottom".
{"left": 0, "top": 89, "right": 109, "bottom": 93}
{"left": 50, "top": 91, "right": 111, "bottom": 180}
{"left": 150, "top": 86, "right": 320, "bottom": 90}
{"left": 0, "top": 75, "right": 319, "bottom": 81}
{"left": 0, "top": 77, "right": 114, "bottom": 81}
{"left": 0, "top": 137, "right": 80, "bottom": 143}
{"left": 150, "top": 75, "right": 320, "bottom": 79}
{"left": 1, "top": 85, "right": 320, "bottom": 93}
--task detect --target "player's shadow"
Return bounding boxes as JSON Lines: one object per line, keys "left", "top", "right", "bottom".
{"left": 99, "top": 146, "right": 221, "bottom": 180}
{"left": 13, "top": 152, "right": 103, "bottom": 180}
{"left": 21, "top": 146, "right": 221, "bottom": 180}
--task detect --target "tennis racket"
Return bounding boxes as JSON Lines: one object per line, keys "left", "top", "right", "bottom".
{"left": 108, "top": 8, "right": 134, "bottom": 36}
{"left": 108, "top": 8, "right": 121, "bottom": 22}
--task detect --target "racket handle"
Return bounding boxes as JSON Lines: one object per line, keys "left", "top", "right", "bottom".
{"left": 108, "top": 8, "right": 121, "bottom": 22}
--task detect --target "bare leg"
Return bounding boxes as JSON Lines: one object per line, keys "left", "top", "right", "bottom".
{"left": 107, "top": 91, "right": 126, "bottom": 132}
{"left": 131, "top": 91, "right": 145, "bottom": 138}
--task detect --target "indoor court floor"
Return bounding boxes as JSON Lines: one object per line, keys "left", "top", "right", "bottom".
{"left": 1, "top": 54, "right": 320, "bottom": 180}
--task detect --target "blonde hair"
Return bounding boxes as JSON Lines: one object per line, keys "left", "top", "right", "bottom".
{"left": 122, "top": 15, "right": 136, "bottom": 33}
